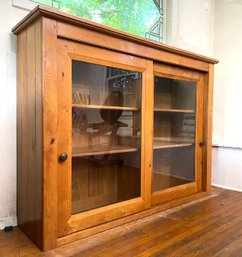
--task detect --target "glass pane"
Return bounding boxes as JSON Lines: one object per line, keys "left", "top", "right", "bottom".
{"left": 72, "top": 61, "right": 141, "bottom": 108}
{"left": 72, "top": 60, "right": 142, "bottom": 214}
{"left": 153, "top": 147, "right": 195, "bottom": 191}
{"left": 33, "top": 0, "right": 162, "bottom": 42}
{"left": 72, "top": 152, "right": 141, "bottom": 214}
{"left": 153, "top": 77, "right": 196, "bottom": 192}
{"left": 154, "top": 77, "right": 196, "bottom": 110}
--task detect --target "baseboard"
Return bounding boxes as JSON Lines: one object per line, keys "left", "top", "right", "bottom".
{"left": 212, "top": 183, "right": 242, "bottom": 193}
{"left": 0, "top": 216, "right": 17, "bottom": 230}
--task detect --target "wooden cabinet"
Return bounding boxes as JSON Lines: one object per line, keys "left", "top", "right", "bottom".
{"left": 12, "top": 5, "right": 218, "bottom": 251}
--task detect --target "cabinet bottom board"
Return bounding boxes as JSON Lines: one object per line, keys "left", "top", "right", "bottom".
{"left": 57, "top": 190, "right": 208, "bottom": 247}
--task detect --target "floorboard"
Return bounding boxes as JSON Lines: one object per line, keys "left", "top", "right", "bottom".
{"left": 1, "top": 187, "right": 242, "bottom": 256}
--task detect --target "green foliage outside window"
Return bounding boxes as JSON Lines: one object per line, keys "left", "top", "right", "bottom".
{"left": 32, "top": 0, "right": 161, "bottom": 40}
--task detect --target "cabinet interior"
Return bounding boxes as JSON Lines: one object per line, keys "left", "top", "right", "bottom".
{"left": 152, "top": 76, "right": 196, "bottom": 192}
{"left": 13, "top": 7, "right": 217, "bottom": 249}
{"left": 72, "top": 60, "right": 142, "bottom": 214}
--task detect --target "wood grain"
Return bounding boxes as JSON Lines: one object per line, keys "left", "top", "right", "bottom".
{"left": 67, "top": 198, "right": 145, "bottom": 234}
{"left": 72, "top": 104, "right": 140, "bottom": 111}
{"left": 17, "top": 19, "right": 43, "bottom": 249}
{"left": 14, "top": 6, "right": 217, "bottom": 251}
{"left": 35, "top": 18, "right": 43, "bottom": 247}
{"left": 72, "top": 158, "right": 118, "bottom": 215}
{"left": 151, "top": 182, "right": 198, "bottom": 205}
{"left": 57, "top": 190, "right": 208, "bottom": 247}
{"left": 2, "top": 188, "right": 242, "bottom": 256}
{"left": 154, "top": 108, "right": 194, "bottom": 113}
{"left": 154, "top": 62, "right": 200, "bottom": 81}
{"left": 153, "top": 141, "right": 193, "bottom": 150}
{"left": 203, "top": 64, "right": 214, "bottom": 193}
{"left": 57, "top": 23, "right": 209, "bottom": 72}
{"left": 56, "top": 30, "right": 72, "bottom": 237}
{"left": 195, "top": 73, "right": 205, "bottom": 192}
{"left": 42, "top": 17, "right": 58, "bottom": 250}
{"left": 72, "top": 145, "right": 138, "bottom": 157}
{"left": 11, "top": 6, "right": 218, "bottom": 66}
{"left": 142, "top": 60, "right": 154, "bottom": 209}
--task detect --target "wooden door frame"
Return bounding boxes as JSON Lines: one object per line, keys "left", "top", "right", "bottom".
{"left": 150, "top": 63, "right": 204, "bottom": 205}
{"left": 56, "top": 38, "right": 154, "bottom": 236}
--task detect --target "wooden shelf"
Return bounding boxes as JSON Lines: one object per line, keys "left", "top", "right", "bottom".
{"left": 154, "top": 108, "right": 194, "bottom": 113}
{"left": 72, "top": 144, "right": 138, "bottom": 157}
{"left": 152, "top": 173, "right": 192, "bottom": 192}
{"left": 72, "top": 104, "right": 140, "bottom": 111}
{"left": 118, "top": 136, "right": 194, "bottom": 150}
{"left": 153, "top": 140, "right": 193, "bottom": 150}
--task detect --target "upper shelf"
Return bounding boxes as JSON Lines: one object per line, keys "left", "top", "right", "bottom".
{"left": 72, "top": 104, "right": 140, "bottom": 111}
{"left": 154, "top": 108, "right": 195, "bottom": 113}
{"left": 73, "top": 105, "right": 195, "bottom": 113}
{"left": 72, "top": 144, "right": 138, "bottom": 157}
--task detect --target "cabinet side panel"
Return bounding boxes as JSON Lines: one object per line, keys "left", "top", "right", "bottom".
{"left": 35, "top": 19, "right": 44, "bottom": 247}
{"left": 42, "top": 18, "right": 58, "bottom": 251}
{"left": 17, "top": 19, "right": 43, "bottom": 249}
{"left": 17, "top": 28, "right": 27, "bottom": 234}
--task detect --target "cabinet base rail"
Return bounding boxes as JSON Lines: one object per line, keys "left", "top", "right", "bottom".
{"left": 56, "top": 191, "right": 208, "bottom": 248}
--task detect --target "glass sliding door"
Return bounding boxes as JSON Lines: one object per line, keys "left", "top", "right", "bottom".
{"left": 71, "top": 61, "right": 142, "bottom": 214}
{"left": 152, "top": 73, "right": 200, "bottom": 204}
{"left": 57, "top": 40, "right": 152, "bottom": 236}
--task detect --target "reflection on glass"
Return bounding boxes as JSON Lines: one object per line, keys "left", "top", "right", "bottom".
{"left": 72, "top": 108, "right": 141, "bottom": 156}
{"left": 72, "top": 61, "right": 141, "bottom": 107}
{"left": 153, "top": 77, "right": 196, "bottom": 192}
{"left": 72, "top": 60, "right": 142, "bottom": 214}
{"left": 153, "top": 146, "right": 195, "bottom": 191}
{"left": 154, "top": 77, "right": 196, "bottom": 110}
{"left": 72, "top": 152, "right": 141, "bottom": 214}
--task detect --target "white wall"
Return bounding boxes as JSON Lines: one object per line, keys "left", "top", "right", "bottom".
{"left": 166, "top": 0, "right": 242, "bottom": 192}
{"left": 211, "top": 0, "right": 242, "bottom": 191}
{"left": 165, "top": 0, "right": 213, "bottom": 56}
{"left": 0, "top": 1, "right": 35, "bottom": 229}
{"left": 1, "top": 0, "right": 242, "bottom": 230}
{"left": 213, "top": 0, "right": 242, "bottom": 147}
{"left": 212, "top": 147, "right": 242, "bottom": 192}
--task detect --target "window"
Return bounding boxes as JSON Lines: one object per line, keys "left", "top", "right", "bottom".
{"left": 13, "top": 0, "right": 164, "bottom": 42}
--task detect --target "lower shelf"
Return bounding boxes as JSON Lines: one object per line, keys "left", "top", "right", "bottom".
{"left": 153, "top": 140, "right": 193, "bottom": 150}
{"left": 72, "top": 137, "right": 194, "bottom": 157}
{"left": 152, "top": 172, "right": 193, "bottom": 192}
{"left": 118, "top": 135, "right": 194, "bottom": 150}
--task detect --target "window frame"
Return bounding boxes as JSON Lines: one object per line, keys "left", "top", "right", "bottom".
{"left": 12, "top": 0, "right": 38, "bottom": 11}
{"left": 12, "top": 0, "right": 166, "bottom": 42}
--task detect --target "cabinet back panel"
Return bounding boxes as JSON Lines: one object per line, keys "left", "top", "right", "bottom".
{"left": 72, "top": 153, "right": 141, "bottom": 214}
{"left": 72, "top": 158, "right": 118, "bottom": 214}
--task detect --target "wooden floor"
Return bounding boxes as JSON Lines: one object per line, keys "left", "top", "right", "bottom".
{"left": 1, "top": 187, "right": 242, "bottom": 257}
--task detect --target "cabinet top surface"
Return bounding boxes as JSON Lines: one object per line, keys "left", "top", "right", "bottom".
{"left": 12, "top": 5, "right": 218, "bottom": 65}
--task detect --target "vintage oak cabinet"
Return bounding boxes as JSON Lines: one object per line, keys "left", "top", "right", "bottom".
{"left": 12, "top": 5, "right": 218, "bottom": 251}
